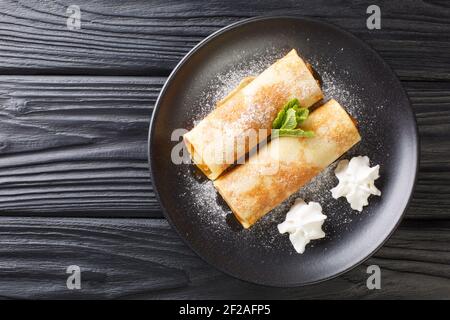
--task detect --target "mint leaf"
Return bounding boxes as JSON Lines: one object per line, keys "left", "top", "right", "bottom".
{"left": 271, "top": 98, "right": 314, "bottom": 139}
{"left": 285, "top": 98, "right": 300, "bottom": 109}
{"left": 274, "top": 128, "right": 315, "bottom": 138}
{"left": 272, "top": 98, "right": 300, "bottom": 129}
{"left": 293, "top": 107, "right": 309, "bottom": 124}
{"left": 272, "top": 108, "right": 287, "bottom": 129}
{"left": 280, "top": 108, "right": 297, "bottom": 130}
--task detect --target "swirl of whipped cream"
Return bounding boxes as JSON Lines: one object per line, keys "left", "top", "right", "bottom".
{"left": 278, "top": 199, "right": 327, "bottom": 254}
{"left": 331, "top": 156, "right": 381, "bottom": 211}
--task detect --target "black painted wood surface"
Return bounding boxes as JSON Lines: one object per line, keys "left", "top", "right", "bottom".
{"left": 0, "top": 76, "right": 163, "bottom": 216}
{"left": 0, "top": 0, "right": 449, "bottom": 80}
{"left": 0, "top": 77, "right": 448, "bottom": 219}
{"left": 0, "top": 218, "right": 448, "bottom": 299}
{"left": 0, "top": 0, "right": 448, "bottom": 299}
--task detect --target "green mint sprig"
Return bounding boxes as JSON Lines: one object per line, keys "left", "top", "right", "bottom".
{"left": 272, "top": 98, "right": 314, "bottom": 138}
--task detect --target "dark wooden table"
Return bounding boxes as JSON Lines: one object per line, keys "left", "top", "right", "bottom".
{"left": 0, "top": 0, "right": 449, "bottom": 299}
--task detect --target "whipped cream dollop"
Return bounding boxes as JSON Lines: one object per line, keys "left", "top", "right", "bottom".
{"left": 278, "top": 199, "right": 327, "bottom": 254}
{"left": 331, "top": 156, "right": 381, "bottom": 211}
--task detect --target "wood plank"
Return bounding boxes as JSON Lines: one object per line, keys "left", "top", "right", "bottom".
{"left": 0, "top": 76, "right": 449, "bottom": 218}
{"left": 408, "top": 81, "right": 450, "bottom": 219}
{"left": 0, "top": 0, "right": 449, "bottom": 79}
{"left": 0, "top": 76, "right": 164, "bottom": 217}
{"left": 0, "top": 217, "right": 447, "bottom": 299}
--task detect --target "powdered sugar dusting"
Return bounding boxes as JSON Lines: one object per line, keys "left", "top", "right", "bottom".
{"left": 191, "top": 49, "right": 284, "bottom": 121}
{"left": 181, "top": 49, "right": 379, "bottom": 251}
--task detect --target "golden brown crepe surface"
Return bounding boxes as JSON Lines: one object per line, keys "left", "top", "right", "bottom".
{"left": 184, "top": 49, "right": 324, "bottom": 180}
{"left": 214, "top": 99, "right": 361, "bottom": 228}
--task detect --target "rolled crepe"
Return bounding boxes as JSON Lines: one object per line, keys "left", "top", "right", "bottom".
{"left": 214, "top": 99, "right": 361, "bottom": 228}
{"left": 184, "top": 49, "right": 323, "bottom": 180}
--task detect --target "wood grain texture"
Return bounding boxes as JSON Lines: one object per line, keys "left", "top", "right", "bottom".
{"left": 0, "top": 217, "right": 447, "bottom": 299}
{"left": 0, "top": 76, "right": 164, "bottom": 216}
{"left": 0, "top": 0, "right": 449, "bottom": 299}
{"left": 0, "top": 0, "right": 449, "bottom": 80}
{"left": 0, "top": 76, "right": 449, "bottom": 218}
{"left": 408, "top": 81, "right": 450, "bottom": 219}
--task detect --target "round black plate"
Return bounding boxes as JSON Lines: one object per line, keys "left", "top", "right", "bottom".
{"left": 149, "top": 16, "right": 418, "bottom": 286}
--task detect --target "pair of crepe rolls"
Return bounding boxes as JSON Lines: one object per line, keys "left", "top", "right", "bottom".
{"left": 183, "top": 49, "right": 323, "bottom": 180}
{"left": 184, "top": 49, "right": 360, "bottom": 228}
{"left": 214, "top": 99, "right": 361, "bottom": 228}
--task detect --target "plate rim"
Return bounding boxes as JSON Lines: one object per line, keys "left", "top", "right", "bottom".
{"left": 148, "top": 15, "right": 420, "bottom": 287}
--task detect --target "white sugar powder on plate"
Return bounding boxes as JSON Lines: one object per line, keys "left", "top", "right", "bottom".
{"left": 181, "top": 51, "right": 377, "bottom": 251}
{"left": 191, "top": 48, "right": 284, "bottom": 121}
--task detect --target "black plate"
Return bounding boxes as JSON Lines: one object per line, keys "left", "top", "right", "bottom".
{"left": 149, "top": 16, "right": 418, "bottom": 286}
